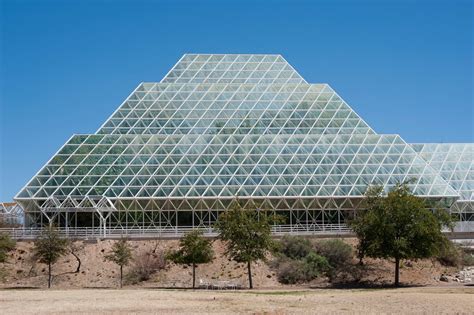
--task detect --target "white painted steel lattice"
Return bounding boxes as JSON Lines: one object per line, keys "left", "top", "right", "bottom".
{"left": 411, "top": 143, "right": 474, "bottom": 225}
{"left": 14, "top": 54, "right": 471, "bottom": 233}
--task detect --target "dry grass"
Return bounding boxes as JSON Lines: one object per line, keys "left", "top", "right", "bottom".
{"left": 1, "top": 286, "right": 473, "bottom": 314}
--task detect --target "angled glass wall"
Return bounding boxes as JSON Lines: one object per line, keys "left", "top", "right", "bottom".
{"left": 15, "top": 54, "right": 468, "bottom": 234}
{"left": 412, "top": 143, "right": 474, "bottom": 231}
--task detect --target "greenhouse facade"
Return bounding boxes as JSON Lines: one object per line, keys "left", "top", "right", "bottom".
{"left": 14, "top": 54, "right": 473, "bottom": 235}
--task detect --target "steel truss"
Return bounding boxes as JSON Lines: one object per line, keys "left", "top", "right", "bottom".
{"left": 18, "top": 196, "right": 393, "bottom": 231}
{"left": 0, "top": 202, "right": 24, "bottom": 226}
{"left": 35, "top": 195, "right": 116, "bottom": 237}
{"left": 13, "top": 55, "right": 472, "bottom": 236}
{"left": 17, "top": 195, "right": 472, "bottom": 236}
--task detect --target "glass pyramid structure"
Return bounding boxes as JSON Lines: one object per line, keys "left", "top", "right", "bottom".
{"left": 15, "top": 54, "right": 468, "bottom": 232}
{"left": 411, "top": 143, "right": 473, "bottom": 223}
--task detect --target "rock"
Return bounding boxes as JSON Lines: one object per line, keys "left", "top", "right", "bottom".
{"left": 440, "top": 275, "right": 450, "bottom": 282}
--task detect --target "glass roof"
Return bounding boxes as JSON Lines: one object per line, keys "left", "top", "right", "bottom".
{"left": 161, "top": 54, "right": 306, "bottom": 84}
{"left": 17, "top": 133, "right": 458, "bottom": 199}
{"left": 97, "top": 83, "right": 374, "bottom": 136}
{"left": 15, "top": 54, "right": 464, "bottom": 202}
{"left": 412, "top": 143, "right": 474, "bottom": 201}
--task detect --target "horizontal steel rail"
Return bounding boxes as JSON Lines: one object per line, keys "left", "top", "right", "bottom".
{"left": 1, "top": 222, "right": 472, "bottom": 240}
{"left": 0, "top": 224, "right": 351, "bottom": 240}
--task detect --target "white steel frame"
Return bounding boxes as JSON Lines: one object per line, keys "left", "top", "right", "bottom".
{"left": 14, "top": 54, "right": 469, "bottom": 233}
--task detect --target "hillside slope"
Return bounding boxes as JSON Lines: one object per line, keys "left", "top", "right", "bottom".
{"left": 0, "top": 238, "right": 463, "bottom": 289}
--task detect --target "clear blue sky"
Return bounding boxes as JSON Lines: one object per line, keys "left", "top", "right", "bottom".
{"left": 0, "top": 0, "right": 472, "bottom": 201}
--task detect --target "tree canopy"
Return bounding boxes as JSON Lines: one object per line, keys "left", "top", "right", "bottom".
{"left": 168, "top": 230, "right": 214, "bottom": 288}
{"left": 33, "top": 226, "right": 69, "bottom": 288}
{"left": 350, "top": 182, "right": 452, "bottom": 286}
{"left": 105, "top": 238, "right": 133, "bottom": 288}
{"left": 215, "top": 200, "right": 276, "bottom": 289}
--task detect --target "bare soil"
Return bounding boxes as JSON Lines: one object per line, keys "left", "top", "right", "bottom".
{"left": 1, "top": 287, "right": 473, "bottom": 314}
{"left": 1, "top": 239, "right": 472, "bottom": 314}
{"left": 0, "top": 239, "right": 460, "bottom": 289}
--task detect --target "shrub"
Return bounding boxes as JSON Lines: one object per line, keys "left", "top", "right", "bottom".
{"left": 303, "top": 251, "right": 330, "bottom": 279}
{"left": 277, "top": 236, "right": 313, "bottom": 260}
{"left": 275, "top": 251, "right": 330, "bottom": 284}
{"left": 272, "top": 236, "right": 341, "bottom": 284}
{"left": 314, "top": 239, "right": 352, "bottom": 270}
{"left": 462, "top": 250, "right": 474, "bottom": 266}
{"left": 276, "top": 258, "right": 305, "bottom": 284}
{"left": 461, "top": 247, "right": 474, "bottom": 266}
{"left": 126, "top": 250, "right": 166, "bottom": 284}
{"left": 436, "top": 241, "right": 474, "bottom": 267}
{"left": 0, "top": 233, "right": 15, "bottom": 263}
{"left": 437, "top": 241, "right": 462, "bottom": 267}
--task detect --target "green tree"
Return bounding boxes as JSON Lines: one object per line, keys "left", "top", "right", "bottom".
{"left": 105, "top": 239, "right": 133, "bottom": 288}
{"left": 33, "top": 226, "right": 69, "bottom": 288}
{"left": 0, "top": 233, "right": 16, "bottom": 263}
{"left": 350, "top": 183, "right": 452, "bottom": 286}
{"left": 216, "top": 201, "right": 275, "bottom": 289}
{"left": 168, "top": 230, "right": 214, "bottom": 289}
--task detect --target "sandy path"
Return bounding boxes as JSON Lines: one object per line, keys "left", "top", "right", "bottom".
{"left": 1, "top": 287, "right": 473, "bottom": 314}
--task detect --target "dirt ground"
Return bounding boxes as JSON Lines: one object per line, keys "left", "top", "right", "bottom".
{"left": 1, "top": 286, "right": 473, "bottom": 314}
{"left": 0, "top": 239, "right": 461, "bottom": 289}
{"left": 1, "top": 239, "right": 472, "bottom": 314}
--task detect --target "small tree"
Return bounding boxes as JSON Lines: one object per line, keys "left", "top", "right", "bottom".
{"left": 105, "top": 239, "right": 133, "bottom": 288}
{"left": 350, "top": 183, "right": 452, "bottom": 286}
{"left": 33, "top": 226, "right": 69, "bottom": 288}
{"left": 168, "top": 230, "right": 214, "bottom": 289}
{"left": 69, "top": 242, "right": 85, "bottom": 273}
{"left": 216, "top": 201, "right": 275, "bottom": 289}
{"left": 127, "top": 250, "right": 167, "bottom": 284}
{"left": 0, "top": 233, "right": 16, "bottom": 263}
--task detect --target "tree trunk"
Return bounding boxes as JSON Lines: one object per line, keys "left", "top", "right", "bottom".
{"left": 395, "top": 257, "right": 400, "bottom": 287}
{"left": 192, "top": 263, "right": 196, "bottom": 289}
{"left": 358, "top": 244, "right": 365, "bottom": 266}
{"left": 120, "top": 265, "right": 123, "bottom": 289}
{"left": 247, "top": 261, "right": 253, "bottom": 289}
{"left": 48, "top": 262, "right": 52, "bottom": 289}
{"left": 71, "top": 249, "right": 81, "bottom": 273}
